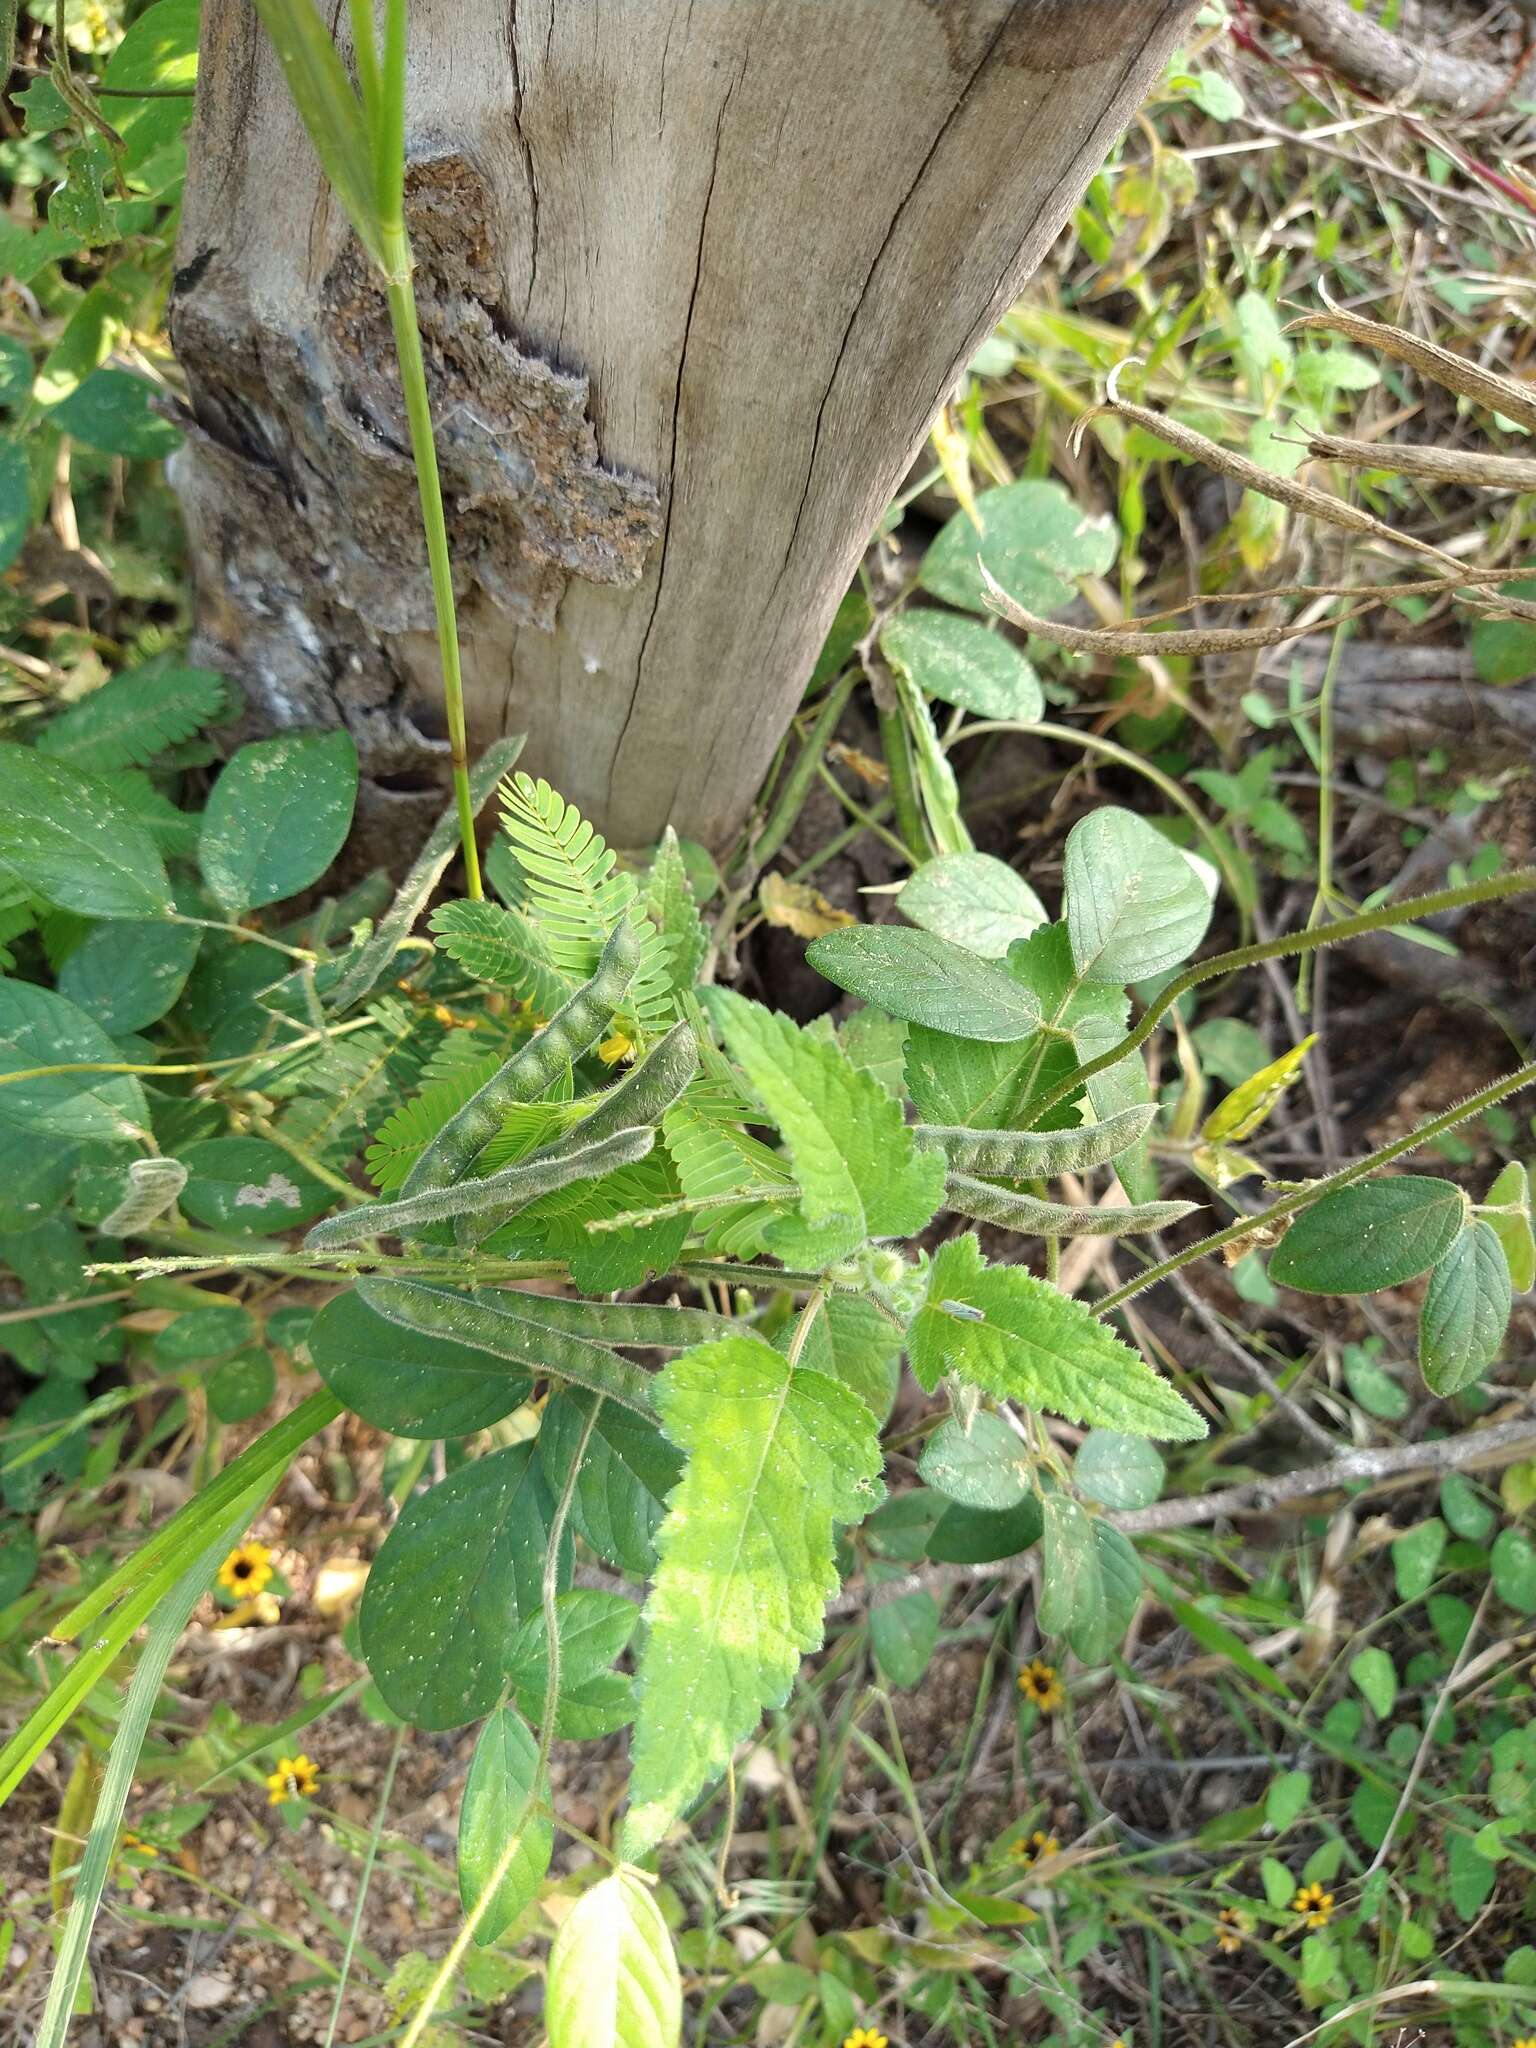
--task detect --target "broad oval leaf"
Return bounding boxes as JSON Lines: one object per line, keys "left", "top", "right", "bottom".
{"left": 309, "top": 1286, "right": 533, "bottom": 1439}
{"left": 1073, "top": 1431, "right": 1165, "bottom": 1510}
{"left": 925, "top": 1494, "right": 1043, "bottom": 1564}
{"left": 0, "top": 743, "right": 172, "bottom": 918}
{"left": 177, "top": 1136, "right": 331, "bottom": 1236}
{"left": 537, "top": 1389, "right": 683, "bottom": 1578}
{"left": 359, "top": 1443, "right": 570, "bottom": 1730}
{"left": 919, "top": 479, "right": 1117, "bottom": 619}
{"left": 901, "top": 852, "right": 1047, "bottom": 959}
{"left": 458, "top": 1705, "right": 552, "bottom": 1945}
{"left": 56, "top": 917, "right": 202, "bottom": 1034}
{"left": 870, "top": 1587, "right": 941, "bottom": 1689}
{"left": 1071, "top": 1522, "right": 1142, "bottom": 1665}
{"left": 1038, "top": 1494, "right": 1097, "bottom": 1641}
{"left": 908, "top": 1233, "right": 1203, "bottom": 1440}
{"left": 0, "top": 979, "right": 148, "bottom": 1142}
{"left": 622, "top": 1334, "right": 883, "bottom": 1859}
{"left": 1063, "top": 807, "right": 1213, "bottom": 985}
{"left": 918, "top": 1412, "right": 1031, "bottom": 1511}
{"left": 1418, "top": 1222, "right": 1511, "bottom": 1396}
{"left": 505, "top": 1589, "right": 638, "bottom": 1739}
{"left": 547, "top": 1869, "right": 681, "bottom": 2048}
{"left": 1483, "top": 1160, "right": 1535, "bottom": 1294}
{"left": 879, "top": 609, "right": 1043, "bottom": 722}
{"left": 806, "top": 926, "right": 1041, "bottom": 1042}
{"left": 1270, "top": 1176, "right": 1466, "bottom": 1296}
{"left": 199, "top": 730, "right": 358, "bottom": 913}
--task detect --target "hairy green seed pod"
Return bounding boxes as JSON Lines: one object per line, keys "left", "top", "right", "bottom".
{"left": 914, "top": 1103, "right": 1155, "bottom": 1180}
{"left": 943, "top": 1172, "right": 1197, "bottom": 1238}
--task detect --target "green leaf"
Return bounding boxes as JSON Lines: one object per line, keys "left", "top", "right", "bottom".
{"left": 0, "top": 441, "right": 29, "bottom": 574}
{"left": 900, "top": 852, "right": 1047, "bottom": 959}
{"left": 360, "top": 1443, "right": 569, "bottom": 1730}
{"left": 926, "top": 1493, "right": 1042, "bottom": 1563}
{"left": 918, "top": 1412, "right": 1030, "bottom": 1511}
{"left": 645, "top": 827, "right": 708, "bottom": 997}
{"left": 100, "top": 0, "right": 198, "bottom": 170}
{"left": 546, "top": 1869, "right": 681, "bottom": 2048}
{"left": 537, "top": 1389, "right": 683, "bottom": 1578}
{"left": 870, "top": 1587, "right": 941, "bottom": 1689}
{"left": 908, "top": 1234, "right": 1204, "bottom": 1440}
{"left": 56, "top": 917, "right": 202, "bottom": 1034}
{"left": 153, "top": 1304, "right": 255, "bottom": 1363}
{"left": 705, "top": 988, "right": 944, "bottom": 1267}
{"left": 1072, "top": 1522, "right": 1141, "bottom": 1665}
{"left": 429, "top": 897, "right": 572, "bottom": 1014}
{"left": 1349, "top": 1646, "right": 1398, "bottom": 1718}
{"left": 1483, "top": 1160, "right": 1535, "bottom": 1294}
{"left": 37, "top": 667, "right": 227, "bottom": 772}
{"left": 505, "top": 1590, "right": 638, "bottom": 1738}
{"left": 0, "top": 743, "right": 172, "bottom": 918}
{"left": 1419, "top": 1222, "right": 1511, "bottom": 1396}
{"left": 803, "top": 1293, "right": 904, "bottom": 1424}
{"left": 0, "top": 980, "right": 148, "bottom": 1142}
{"left": 50, "top": 369, "right": 182, "bottom": 459}
{"left": 919, "top": 479, "right": 1116, "bottom": 618}
{"left": 622, "top": 1334, "right": 883, "bottom": 1859}
{"left": 458, "top": 1705, "right": 552, "bottom": 1945}
{"left": 1266, "top": 1770, "right": 1311, "bottom": 1832}
{"left": 1202, "top": 1036, "right": 1316, "bottom": 1144}
{"left": 249, "top": 0, "right": 383, "bottom": 265}
{"left": 177, "top": 1136, "right": 332, "bottom": 1236}
{"left": 1038, "top": 1494, "right": 1098, "bottom": 1641}
{"left": 1439, "top": 1472, "right": 1496, "bottom": 1545}
{"left": 1063, "top": 807, "right": 1212, "bottom": 984}
{"left": 1492, "top": 1527, "right": 1536, "bottom": 1615}
{"left": 50, "top": 141, "right": 115, "bottom": 245}
{"left": 208, "top": 1350, "right": 277, "bottom": 1424}
{"left": 1073, "top": 1431, "right": 1165, "bottom": 1510}
{"left": 879, "top": 609, "right": 1043, "bottom": 721}
{"left": 1392, "top": 1518, "right": 1447, "bottom": 1602}
{"left": 309, "top": 1286, "right": 533, "bottom": 1439}
{"left": 1449, "top": 1833, "right": 1498, "bottom": 1921}
{"left": 806, "top": 925, "right": 1041, "bottom": 1042}
{"left": 1270, "top": 1177, "right": 1466, "bottom": 1296}
{"left": 199, "top": 731, "right": 358, "bottom": 913}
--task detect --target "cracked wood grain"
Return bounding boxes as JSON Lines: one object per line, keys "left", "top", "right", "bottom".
{"left": 173, "top": 0, "right": 1195, "bottom": 856}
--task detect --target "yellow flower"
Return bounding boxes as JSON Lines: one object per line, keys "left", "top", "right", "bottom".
{"left": 119, "top": 1829, "right": 158, "bottom": 1861}
{"left": 1215, "top": 1904, "right": 1248, "bottom": 1953}
{"left": 265, "top": 1753, "right": 320, "bottom": 1806}
{"left": 1017, "top": 1658, "right": 1065, "bottom": 1712}
{"left": 841, "top": 2031, "right": 888, "bottom": 2048}
{"left": 1292, "top": 1881, "right": 1334, "bottom": 1928}
{"left": 1011, "top": 1827, "right": 1061, "bottom": 1869}
{"left": 217, "top": 1541, "right": 273, "bottom": 1598}
{"left": 1514, "top": 2038, "right": 1536, "bottom": 2048}
{"left": 599, "top": 1030, "right": 635, "bottom": 1066}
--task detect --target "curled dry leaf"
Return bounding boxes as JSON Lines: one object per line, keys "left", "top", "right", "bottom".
{"left": 759, "top": 872, "right": 856, "bottom": 939}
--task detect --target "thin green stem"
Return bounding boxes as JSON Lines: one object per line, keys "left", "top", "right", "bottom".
{"left": 321, "top": 1723, "right": 405, "bottom": 2048}
{"left": 1097, "top": 1054, "right": 1536, "bottom": 1316}
{"left": 381, "top": 241, "right": 482, "bottom": 901}
{"left": 746, "top": 669, "right": 858, "bottom": 875}
{"left": 875, "top": 702, "right": 928, "bottom": 862}
{"left": 1029, "top": 866, "right": 1536, "bottom": 1127}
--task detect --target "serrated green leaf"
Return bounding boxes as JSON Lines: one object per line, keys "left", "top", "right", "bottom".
{"left": 879, "top": 610, "right": 1043, "bottom": 721}
{"left": 900, "top": 852, "right": 1047, "bottom": 958}
{"left": 622, "top": 1333, "right": 883, "bottom": 1858}
{"left": 359, "top": 1443, "right": 569, "bottom": 1730}
{"left": 458, "top": 1705, "right": 551, "bottom": 1945}
{"left": 706, "top": 988, "right": 943, "bottom": 1266}
{"left": 0, "top": 743, "right": 172, "bottom": 918}
{"left": 1271, "top": 1177, "right": 1466, "bottom": 1296}
{"left": 1063, "top": 807, "right": 1213, "bottom": 984}
{"left": 908, "top": 1234, "right": 1203, "bottom": 1439}
{"left": 546, "top": 1869, "right": 681, "bottom": 2048}
{"left": 309, "top": 1286, "right": 533, "bottom": 1439}
{"left": 1419, "top": 1221, "right": 1511, "bottom": 1396}
{"left": 199, "top": 731, "right": 357, "bottom": 913}
{"left": 800, "top": 1292, "right": 904, "bottom": 1424}
{"left": 919, "top": 479, "right": 1116, "bottom": 618}
{"left": 806, "top": 925, "right": 1041, "bottom": 1042}
{"left": 645, "top": 827, "right": 707, "bottom": 997}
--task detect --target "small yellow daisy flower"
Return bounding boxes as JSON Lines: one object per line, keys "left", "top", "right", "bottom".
{"left": 598, "top": 1030, "right": 635, "bottom": 1066}
{"left": 841, "top": 2030, "right": 888, "bottom": 2048}
{"left": 265, "top": 1753, "right": 320, "bottom": 1806}
{"left": 1214, "top": 1904, "right": 1248, "bottom": 1954}
{"left": 1017, "top": 1658, "right": 1065, "bottom": 1712}
{"left": 1514, "top": 2038, "right": 1536, "bottom": 2048}
{"left": 1292, "top": 1881, "right": 1334, "bottom": 1928}
{"left": 1011, "top": 1827, "right": 1061, "bottom": 1868}
{"left": 217, "top": 1541, "right": 273, "bottom": 1599}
